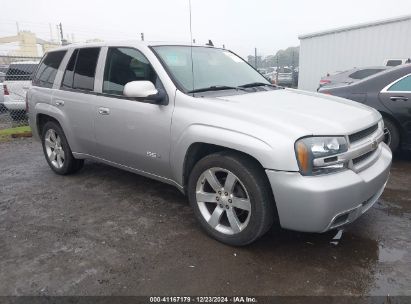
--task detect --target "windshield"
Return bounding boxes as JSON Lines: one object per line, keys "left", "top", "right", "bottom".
{"left": 152, "top": 46, "right": 269, "bottom": 92}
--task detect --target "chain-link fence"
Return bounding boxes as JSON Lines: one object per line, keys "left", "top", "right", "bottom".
{"left": 0, "top": 55, "right": 41, "bottom": 130}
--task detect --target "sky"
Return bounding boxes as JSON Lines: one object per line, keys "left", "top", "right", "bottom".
{"left": 1, "top": 0, "right": 411, "bottom": 58}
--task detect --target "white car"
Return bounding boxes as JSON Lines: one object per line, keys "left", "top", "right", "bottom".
{"left": 3, "top": 61, "right": 39, "bottom": 120}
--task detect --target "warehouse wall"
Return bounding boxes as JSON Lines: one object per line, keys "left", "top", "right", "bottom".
{"left": 298, "top": 16, "right": 411, "bottom": 91}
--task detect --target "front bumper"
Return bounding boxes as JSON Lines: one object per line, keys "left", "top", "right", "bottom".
{"left": 266, "top": 143, "right": 392, "bottom": 232}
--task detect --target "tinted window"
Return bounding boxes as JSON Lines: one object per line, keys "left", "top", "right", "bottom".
{"left": 103, "top": 47, "right": 158, "bottom": 95}
{"left": 73, "top": 48, "right": 100, "bottom": 91}
{"left": 386, "top": 60, "right": 403, "bottom": 67}
{"left": 388, "top": 75, "right": 411, "bottom": 91}
{"left": 62, "top": 49, "right": 78, "bottom": 89}
{"left": 349, "top": 69, "right": 385, "bottom": 80}
{"left": 5, "top": 63, "right": 38, "bottom": 81}
{"left": 33, "top": 51, "right": 66, "bottom": 88}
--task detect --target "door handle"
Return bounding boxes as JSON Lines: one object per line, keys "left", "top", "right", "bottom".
{"left": 98, "top": 107, "right": 110, "bottom": 115}
{"left": 390, "top": 96, "right": 408, "bottom": 101}
{"left": 55, "top": 100, "right": 64, "bottom": 106}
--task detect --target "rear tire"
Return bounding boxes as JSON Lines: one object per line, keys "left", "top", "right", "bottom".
{"left": 187, "top": 151, "right": 276, "bottom": 246}
{"left": 41, "top": 121, "right": 84, "bottom": 175}
{"left": 383, "top": 118, "right": 400, "bottom": 152}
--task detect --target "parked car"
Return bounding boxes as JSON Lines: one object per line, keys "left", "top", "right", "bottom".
{"left": 318, "top": 66, "right": 389, "bottom": 91}
{"left": 276, "top": 67, "right": 293, "bottom": 86}
{"left": 0, "top": 72, "right": 5, "bottom": 113}
{"left": 319, "top": 64, "right": 411, "bottom": 153}
{"left": 384, "top": 58, "right": 410, "bottom": 67}
{"left": 28, "top": 42, "right": 391, "bottom": 246}
{"left": 3, "top": 61, "right": 39, "bottom": 120}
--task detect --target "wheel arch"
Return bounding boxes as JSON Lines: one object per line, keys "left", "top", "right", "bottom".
{"left": 172, "top": 125, "right": 278, "bottom": 191}
{"left": 182, "top": 143, "right": 268, "bottom": 192}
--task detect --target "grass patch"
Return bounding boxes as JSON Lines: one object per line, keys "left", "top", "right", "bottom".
{"left": 0, "top": 125, "right": 32, "bottom": 140}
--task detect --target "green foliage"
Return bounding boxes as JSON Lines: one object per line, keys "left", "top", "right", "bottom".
{"left": 248, "top": 46, "right": 299, "bottom": 69}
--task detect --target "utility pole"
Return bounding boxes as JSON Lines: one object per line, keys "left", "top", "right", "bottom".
{"left": 141, "top": 33, "right": 144, "bottom": 41}
{"left": 58, "top": 23, "right": 67, "bottom": 45}
{"left": 16, "top": 22, "right": 20, "bottom": 34}
{"left": 276, "top": 56, "right": 279, "bottom": 84}
{"left": 254, "top": 48, "right": 257, "bottom": 69}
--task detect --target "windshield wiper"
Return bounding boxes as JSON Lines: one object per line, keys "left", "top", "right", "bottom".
{"left": 239, "top": 82, "right": 280, "bottom": 88}
{"left": 187, "top": 85, "right": 248, "bottom": 94}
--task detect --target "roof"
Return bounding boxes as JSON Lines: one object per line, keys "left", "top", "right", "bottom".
{"left": 299, "top": 15, "right": 411, "bottom": 40}
{"left": 49, "top": 40, "right": 208, "bottom": 52}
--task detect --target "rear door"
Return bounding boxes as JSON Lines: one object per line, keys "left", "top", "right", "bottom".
{"left": 379, "top": 73, "right": 411, "bottom": 139}
{"left": 52, "top": 47, "right": 100, "bottom": 154}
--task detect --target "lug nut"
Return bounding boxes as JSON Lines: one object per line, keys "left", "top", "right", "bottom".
{"left": 218, "top": 191, "right": 222, "bottom": 195}
{"left": 225, "top": 205, "right": 229, "bottom": 209}
{"left": 224, "top": 192, "right": 228, "bottom": 196}
{"left": 216, "top": 197, "right": 219, "bottom": 201}
{"left": 228, "top": 199, "right": 232, "bottom": 203}
{"left": 219, "top": 204, "right": 223, "bottom": 208}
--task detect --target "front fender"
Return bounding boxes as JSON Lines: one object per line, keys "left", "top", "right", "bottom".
{"left": 171, "top": 124, "right": 277, "bottom": 186}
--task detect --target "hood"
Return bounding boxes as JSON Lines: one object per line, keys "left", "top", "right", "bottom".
{"left": 210, "top": 88, "right": 381, "bottom": 138}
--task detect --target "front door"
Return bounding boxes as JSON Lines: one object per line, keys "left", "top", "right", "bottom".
{"left": 93, "top": 47, "right": 174, "bottom": 178}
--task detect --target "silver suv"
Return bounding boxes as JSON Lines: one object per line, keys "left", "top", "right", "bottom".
{"left": 28, "top": 41, "right": 392, "bottom": 246}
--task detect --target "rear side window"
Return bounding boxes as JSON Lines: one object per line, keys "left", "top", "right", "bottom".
{"left": 33, "top": 50, "right": 67, "bottom": 88}
{"left": 388, "top": 75, "right": 411, "bottom": 92}
{"left": 5, "top": 63, "right": 38, "bottom": 81}
{"left": 386, "top": 60, "right": 403, "bottom": 67}
{"left": 349, "top": 69, "right": 384, "bottom": 80}
{"left": 61, "top": 48, "right": 100, "bottom": 91}
{"left": 73, "top": 48, "right": 100, "bottom": 91}
{"left": 62, "top": 49, "right": 78, "bottom": 89}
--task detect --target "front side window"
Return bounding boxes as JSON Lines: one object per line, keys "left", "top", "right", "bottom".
{"left": 388, "top": 75, "right": 411, "bottom": 92}
{"left": 152, "top": 46, "right": 269, "bottom": 92}
{"left": 103, "top": 47, "right": 158, "bottom": 95}
{"left": 33, "top": 50, "right": 66, "bottom": 88}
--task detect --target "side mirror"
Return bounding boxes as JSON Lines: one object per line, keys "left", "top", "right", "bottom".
{"left": 124, "top": 81, "right": 158, "bottom": 98}
{"left": 123, "top": 80, "right": 166, "bottom": 104}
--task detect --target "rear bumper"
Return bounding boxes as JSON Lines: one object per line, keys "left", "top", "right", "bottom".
{"left": 266, "top": 143, "right": 392, "bottom": 232}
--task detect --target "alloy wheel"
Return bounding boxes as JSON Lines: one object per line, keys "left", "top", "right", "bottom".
{"left": 383, "top": 127, "right": 392, "bottom": 146}
{"left": 44, "top": 129, "right": 65, "bottom": 169}
{"left": 195, "top": 167, "right": 251, "bottom": 235}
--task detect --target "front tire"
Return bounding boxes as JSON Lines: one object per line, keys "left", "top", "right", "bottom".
{"left": 188, "top": 151, "right": 276, "bottom": 246}
{"left": 383, "top": 118, "right": 400, "bottom": 152}
{"left": 41, "top": 121, "right": 84, "bottom": 175}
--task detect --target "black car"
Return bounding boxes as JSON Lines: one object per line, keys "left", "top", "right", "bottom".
{"left": 319, "top": 64, "right": 411, "bottom": 152}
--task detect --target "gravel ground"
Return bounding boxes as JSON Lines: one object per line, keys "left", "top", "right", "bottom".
{"left": 0, "top": 138, "right": 410, "bottom": 296}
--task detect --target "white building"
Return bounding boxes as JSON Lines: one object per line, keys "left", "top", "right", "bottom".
{"left": 298, "top": 15, "right": 411, "bottom": 91}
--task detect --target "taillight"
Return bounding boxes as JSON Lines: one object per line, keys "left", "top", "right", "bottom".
{"left": 319, "top": 79, "right": 331, "bottom": 85}
{"left": 25, "top": 93, "right": 29, "bottom": 112}
{"left": 3, "top": 84, "right": 9, "bottom": 95}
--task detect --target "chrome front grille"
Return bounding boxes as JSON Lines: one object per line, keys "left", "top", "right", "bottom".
{"left": 348, "top": 121, "right": 384, "bottom": 172}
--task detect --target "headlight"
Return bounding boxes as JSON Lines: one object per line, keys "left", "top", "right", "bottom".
{"left": 295, "top": 136, "right": 348, "bottom": 176}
